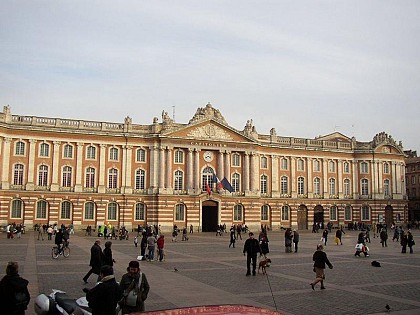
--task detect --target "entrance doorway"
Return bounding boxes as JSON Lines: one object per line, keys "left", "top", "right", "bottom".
{"left": 297, "top": 205, "right": 308, "bottom": 230}
{"left": 314, "top": 205, "right": 324, "bottom": 225}
{"left": 202, "top": 200, "right": 218, "bottom": 232}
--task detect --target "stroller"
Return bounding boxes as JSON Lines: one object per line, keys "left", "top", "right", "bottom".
{"left": 354, "top": 243, "right": 369, "bottom": 257}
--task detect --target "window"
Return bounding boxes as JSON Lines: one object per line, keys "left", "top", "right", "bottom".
{"left": 329, "top": 178, "right": 336, "bottom": 195}
{"left": 313, "top": 177, "right": 321, "bottom": 195}
{"left": 360, "top": 162, "right": 369, "bottom": 173}
{"left": 297, "top": 159, "right": 305, "bottom": 171}
{"left": 260, "top": 175, "right": 268, "bottom": 194}
{"left": 384, "top": 179, "right": 390, "bottom": 197}
{"left": 36, "top": 200, "right": 47, "bottom": 219}
{"left": 411, "top": 176, "right": 415, "bottom": 185}
{"left": 135, "top": 169, "right": 146, "bottom": 190}
{"left": 344, "top": 179, "right": 351, "bottom": 196}
{"left": 63, "top": 144, "right": 73, "bottom": 158}
{"left": 11, "top": 200, "right": 23, "bottom": 219}
{"left": 86, "top": 167, "right": 95, "bottom": 188}
{"left": 281, "top": 176, "right": 288, "bottom": 194}
{"left": 109, "top": 147, "right": 118, "bottom": 161}
{"left": 174, "top": 170, "right": 183, "bottom": 191}
{"left": 383, "top": 162, "right": 390, "bottom": 174}
{"left": 175, "top": 204, "right": 185, "bottom": 221}
{"left": 38, "top": 165, "right": 48, "bottom": 186}
{"left": 344, "top": 205, "right": 352, "bottom": 221}
{"left": 40, "top": 143, "right": 49, "bottom": 157}
{"left": 87, "top": 145, "right": 96, "bottom": 159}
{"left": 281, "top": 158, "right": 288, "bottom": 170}
{"left": 15, "top": 141, "right": 25, "bottom": 156}
{"left": 361, "top": 205, "right": 370, "bottom": 220}
{"left": 412, "top": 188, "right": 416, "bottom": 198}
{"left": 260, "top": 156, "right": 268, "bottom": 169}
{"left": 261, "top": 205, "right": 269, "bottom": 221}
{"left": 174, "top": 149, "right": 184, "bottom": 164}
{"left": 329, "top": 206, "right": 337, "bottom": 221}
{"left": 135, "top": 203, "right": 146, "bottom": 220}
{"left": 62, "top": 166, "right": 72, "bottom": 187}
{"left": 328, "top": 161, "right": 335, "bottom": 172}
{"left": 297, "top": 177, "right": 305, "bottom": 195}
{"left": 108, "top": 168, "right": 118, "bottom": 189}
{"left": 61, "top": 201, "right": 71, "bottom": 219}
{"left": 343, "top": 161, "right": 350, "bottom": 173}
{"left": 232, "top": 173, "right": 240, "bottom": 192}
{"left": 281, "top": 205, "right": 289, "bottom": 221}
{"left": 136, "top": 148, "right": 146, "bottom": 162}
{"left": 313, "top": 160, "right": 321, "bottom": 172}
{"left": 201, "top": 166, "right": 214, "bottom": 191}
{"left": 234, "top": 204, "right": 243, "bottom": 221}
{"left": 13, "top": 164, "right": 24, "bottom": 185}
{"left": 84, "top": 202, "right": 95, "bottom": 220}
{"left": 361, "top": 179, "right": 369, "bottom": 196}
{"left": 232, "top": 153, "right": 241, "bottom": 167}
{"left": 107, "top": 202, "right": 118, "bottom": 221}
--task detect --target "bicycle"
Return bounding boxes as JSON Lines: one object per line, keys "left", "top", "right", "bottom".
{"left": 52, "top": 241, "right": 70, "bottom": 259}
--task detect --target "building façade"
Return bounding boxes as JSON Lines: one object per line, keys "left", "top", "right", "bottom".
{"left": 0, "top": 103, "right": 408, "bottom": 232}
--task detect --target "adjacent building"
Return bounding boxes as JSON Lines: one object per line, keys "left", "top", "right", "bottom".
{"left": 405, "top": 150, "right": 420, "bottom": 222}
{"left": 0, "top": 103, "right": 408, "bottom": 232}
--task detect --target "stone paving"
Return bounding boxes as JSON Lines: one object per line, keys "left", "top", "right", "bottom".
{"left": 1, "top": 227, "right": 420, "bottom": 315}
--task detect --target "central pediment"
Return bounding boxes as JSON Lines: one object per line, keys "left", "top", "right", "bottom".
{"left": 187, "top": 123, "right": 233, "bottom": 140}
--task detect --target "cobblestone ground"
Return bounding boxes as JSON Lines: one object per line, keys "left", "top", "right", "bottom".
{"left": 1, "top": 228, "right": 420, "bottom": 315}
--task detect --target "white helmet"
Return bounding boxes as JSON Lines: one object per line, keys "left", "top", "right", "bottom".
{"left": 34, "top": 294, "right": 53, "bottom": 315}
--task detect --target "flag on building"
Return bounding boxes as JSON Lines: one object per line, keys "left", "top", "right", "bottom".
{"left": 205, "top": 182, "right": 212, "bottom": 195}
{"left": 220, "top": 177, "right": 234, "bottom": 193}
{"left": 212, "top": 174, "right": 223, "bottom": 190}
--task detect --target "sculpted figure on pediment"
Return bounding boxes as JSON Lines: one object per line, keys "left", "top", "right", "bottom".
{"left": 189, "top": 103, "right": 227, "bottom": 124}
{"left": 187, "top": 124, "right": 233, "bottom": 140}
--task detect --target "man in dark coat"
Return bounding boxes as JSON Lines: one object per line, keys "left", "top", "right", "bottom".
{"left": 86, "top": 265, "right": 122, "bottom": 315}
{"left": 243, "top": 232, "right": 261, "bottom": 276}
{"left": 0, "top": 261, "right": 30, "bottom": 315}
{"left": 83, "top": 239, "right": 104, "bottom": 284}
{"left": 310, "top": 244, "right": 333, "bottom": 290}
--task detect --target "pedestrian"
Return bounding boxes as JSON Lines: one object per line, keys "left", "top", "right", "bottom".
{"left": 189, "top": 224, "right": 194, "bottom": 233}
{"left": 37, "top": 224, "right": 44, "bottom": 241}
{"left": 407, "top": 230, "right": 415, "bottom": 254}
{"left": 140, "top": 233, "right": 147, "bottom": 260}
{"left": 86, "top": 265, "right": 122, "bottom": 315}
{"left": 243, "top": 232, "right": 261, "bottom": 276}
{"left": 134, "top": 236, "right": 138, "bottom": 247}
{"left": 0, "top": 261, "right": 30, "bottom": 315}
{"left": 310, "top": 244, "right": 333, "bottom": 290}
{"left": 172, "top": 228, "right": 178, "bottom": 242}
{"left": 380, "top": 228, "right": 388, "bottom": 247}
{"left": 400, "top": 230, "right": 408, "bottom": 253}
{"left": 103, "top": 241, "right": 116, "bottom": 267}
{"left": 293, "top": 229, "right": 300, "bottom": 252}
{"left": 47, "top": 225, "right": 53, "bottom": 240}
{"left": 322, "top": 228, "right": 328, "bottom": 246}
{"left": 259, "top": 232, "right": 270, "bottom": 258}
{"left": 335, "top": 229, "right": 343, "bottom": 245}
{"left": 16, "top": 224, "right": 22, "bottom": 239}
{"left": 285, "top": 228, "right": 293, "bottom": 252}
{"left": 182, "top": 227, "right": 188, "bottom": 241}
{"left": 83, "top": 239, "right": 104, "bottom": 284}
{"left": 6, "top": 224, "right": 14, "bottom": 239}
{"left": 119, "top": 261, "right": 150, "bottom": 314}
{"left": 147, "top": 234, "right": 156, "bottom": 261}
{"left": 229, "top": 226, "right": 236, "bottom": 248}
{"left": 157, "top": 234, "right": 165, "bottom": 261}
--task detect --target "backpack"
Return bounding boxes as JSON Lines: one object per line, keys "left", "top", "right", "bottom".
{"left": 14, "top": 290, "right": 29, "bottom": 309}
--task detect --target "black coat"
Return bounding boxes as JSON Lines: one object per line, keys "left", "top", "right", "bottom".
{"left": 90, "top": 243, "right": 104, "bottom": 274}
{"left": 313, "top": 250, "right": 333, "bottom": 269}
{"left": 243, "top": 238, "right": 260, "bottom": 256}
{"left": 86, "top": 276, "right": 121, "bottom": 315}
{"left": 0, "top": 273, "right": 30, "bottom": 315}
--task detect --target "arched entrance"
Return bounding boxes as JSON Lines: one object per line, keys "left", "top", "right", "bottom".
{"left": 314, "top": 205, "right": 324, "bottom": 225}
{"left": 202, "top": 200, "right": 218, "bottom": 232}
{"left": 385, "top": 205, "right": 393, "bottom": 226}
{"left": 297, "top": 204, "right": 308, "bottom": 230}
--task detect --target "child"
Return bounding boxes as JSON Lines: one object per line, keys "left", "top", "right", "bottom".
{"left": 354, "top": 243, "right": 369, "bottom": 257}
{"left": 134, "top": 236, "right": 138, "bottom": 247}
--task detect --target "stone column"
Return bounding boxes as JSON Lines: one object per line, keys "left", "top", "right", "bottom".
{"left": 122, "top": 145, "right": 133, "bottom": 194}
{"left": 224, "top": 151, "right": 231, "bottom": 186}
{"left": 98, "top": 144, "right": 107, "bottom": 193}
{"left": 352, "top": 161, "right": 359, "bottom": 198}
{"left": 244, "top": 152, "right": 250, "bottom": 192}
{"left": 338, "top": 159, "right": 343, "bottom": 198}
{"left": 250, "top": 153, "right": 259, "bottom": 193}
{"left": 194, "top": 149, "right": 200, "bottom": 191}
{"left": 291, "top": 157, "right": 296, "bottom": 197}
{"left": 217, "top": 150, "right": 224, "bottom": 180}
{"left": 149, "top": 145, "right": 159, "bottom": 189}
{"left": 187, "top": 148, "right": 193, "bottom": 191}
{"left": 378, "top": 161, "right": 383, "bottom": 195}
{"left": 1, "top": 137, "right": 11, "bottom": 189}
{"left": 166, "top": 147, "right": 173, "bottom": 189}
{"left": 271, "top": 155, "right": 279, "bottom": 195}
{"left": 51, "top": 141, "right": 61, "bottom": 191}
{"left": 26, "top": 139, "right": 37, "bottom": 191}
{"left": 158, "top": 146, "right": 165, "bottom": 189}
{"left": 75, "top": 143, "right": 84, "bottom": 192}
{"left": 307, "top": 157, "right": 313, "bottom": 196}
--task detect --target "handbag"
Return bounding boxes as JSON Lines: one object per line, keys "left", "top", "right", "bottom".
{"left": 125, "top": 290, "right": 138, "bottom": 307}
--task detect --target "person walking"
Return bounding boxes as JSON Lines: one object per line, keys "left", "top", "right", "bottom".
{"left": 140, "top": 233, "right": 147, "bottom": 260}
{"left": 243, "top": 232, "right": 260, "bottom": 276}
{"left": 400, "top": 230, "right": 408, "bottom": 253}
{"left": 293, "top": 229, "right": 300, "bottom": 252}
{"left": 119, "top": 261, "right": 150, "bottom": 314}
{"left": 322, "top": 229, "right": 329, "bottom": 246}
{"left": 259, "top": 232, "right": 269, "bottom": 258}
{"left": 83, "top": 239, "right": 104, "bottom": 284}
{"left": 0, "top": 261, "right": 30, "bottom": 315}
{"left": 380, "top": 228, "right": 388, "bottom": 247}
{"left": 86, "top": 265, "right": 121, "bottom": 315}
{"left": 407, "top": 230, "right": 415, "bottom": 254}
{"left": 229, "top": 226, "right": 236, "bottom": 248}
{"left": 157, "top": 234, "right": 165, "bottom": 261}
{"left": 335, "top": 228, "right": 343, "bottom": 245}
{"left": 103, "top": 241, "right": 116, "bottom": 267}
{"left": 310, "top": 244, "right": 333, "bottom": 290}
{"left": 37, "top": 224, "right": 44, "bottom": 241}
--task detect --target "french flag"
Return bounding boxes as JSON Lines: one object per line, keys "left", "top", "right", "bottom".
{"left": 213, "top": 174, "right": 223, "bottom": 190}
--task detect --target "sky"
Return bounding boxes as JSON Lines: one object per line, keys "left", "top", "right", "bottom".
{"left": 1, "top": 1, "right": 420, "bottom": 151}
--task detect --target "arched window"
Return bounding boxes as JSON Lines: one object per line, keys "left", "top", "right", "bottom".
{"left": 174, "top": 170, "right": 183, "bottom": 191}
{"left": 280, "top": 176, "right": 288, "bottom": 194}
{"left": 107, "top": 202, "right": 118, "bottom": 221}
{"left": 313, "top": 159, "right": 321, "bottom": 172}
{"left": 281, "top": 158, "right": 288, "bottom": 170}
{"left": 84, "top": 202, "right": 95, "bottom": 220}
{"left": 233, "top": 204, "right": 243, "bottom": 221}
{"left": 261, "top": 205, "right": 269, "bottom": 221}
{"left": 61, "top": 201, "right": 71, "bottom": 219}
{"left": 360, "top": 162, "right": 369, "bottom": 173}
{"left": 361, "top": 205, "right": 370, "bottom": 220}
{"left": 62, "top": 166, "right": 72, "bottom": 187}
{"left": 232, "top": 153, "right": 241, "bottom": 166}
{"left": 383, "top": 162, "right": 390, "bottom": 174}
{"left": 329, "top": 205, "right": 337, "bottom": 221}
{"left": 329, "top": 178, "right": 336, "bottom": 195}
{"left": 63, "top": 144, "right": 73, "bottom": 158}
{"left": 108, "top": 168, "right": 118, "bottom": 189}
{"left": 297, "top": 177, "right": 305, "bottom": 195}
{"left": 260, "top": 175, "right": 268, "bottom": 194}
{"left": 313, "top": 177, "right": 321, "bottom": 195}
{"left": 136, "top": 148, "right": 146, "bottom": 162}
{"left": 13, "top": 164, "right": 24, "bottom": 185}
{"left": 135, "top": 203, "right": 146, "bottom": 220}
{"left": 174, "top": 149, "right": 184, "bottom": 164}
{"left": 361, "top": 179, "right": 369, "bottom": 196}
{"left": 343, "top": 179, "right": 351, "bottom": 196}
{"left": 11, "top": 200, "right": 23, "bottom": 219}
{"left": 15, "top": 141, "right": 25, "bottom": 155}
{"left": 135, "top": 169, "right": 146, "bottom": 190}
{"left": 38, "top": 165, "right": 48, "bottom": 186}
{"left": 109, "top": 147, "right": 118, "bottom": 161}
{"left": 328, "top": 160, "right": 336, "bottom": 172}
{"left": 36, "top": 200, "right": 47, "bottom": 219}
{"left": 297, "top": 159, "right": 305, "bottom": 171}
{"left": 232, "top": 173, "right": 240, "bottom": 192}
{"left": 175, "top": 204, "right": 185, "bottom": 221}
{"left": 343, "top": 161, "right": 350, "bottom": 173}
{"left": 281, "top": 205, "right": 289, "bottom": 221}
{"left": 260, "top": 156, "right": 268, "bottom": 169}
{"left": 201, "top": 166, "right": 214, "bottom": 191}
{"left": 384, "top": 179, "right": 390, "bottom": 197}
{"left": 87, "top": 145, "right": 96, "bottom": 159}
{"left": 86, "top": 167, "right": 95, "bottom": 188}
{"left": 344, "top": 205, "right": 352, "bottom": 221}
{"left": 40, "top": 143, "right": 49, "bottom": 157}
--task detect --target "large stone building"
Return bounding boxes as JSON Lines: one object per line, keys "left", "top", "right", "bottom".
{"left": 0, "top": 104, "right": 408, "bottom": 232}
{"left": 405, "top": 150, "right": 420, "bottom": 222}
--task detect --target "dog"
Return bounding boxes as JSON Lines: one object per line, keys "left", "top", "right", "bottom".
{"left": 258, "top": 258, "right": 272, "bottom": 275}
{"left": 371, "top": 260, "right": 381, "bottom": 267}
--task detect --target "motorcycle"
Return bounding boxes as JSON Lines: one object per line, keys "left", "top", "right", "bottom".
{"left": 34, "top": 289, "right": 121, "bottom": 315}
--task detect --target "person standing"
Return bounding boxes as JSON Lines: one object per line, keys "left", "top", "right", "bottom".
{"left": 147, "top": 234, "right": 156, "bottom": 261}
{"left": 310, "top": 244, "right": 333, "bottom": 290}
{"left": 322, "top": 229, "right": 329, "bottom": 246}
{"left": 243, "top": 232, "right": 260, "bottom": 276}
{"left": 407, "top": 230, "right": 415, "bottom": 254}
{"left": 86, "top": 265, "right": 122, "bottom": 315}
{"left": 400, "top": 230, "right": 408, "bottom": 253}
{"left": 37, "top": 224, "right": 44, "bottom": 241}
{"left": 380, "top": 228, "right": 388, "bottom": 247}
{"left": 140, "top": 233, "right": 147, "bottom": 260}
{"left": 229, "top": 226, "right": 236, "bottom": 248}
{"left": 335, "top": 228, "right": 343, "bottom": 245}
{"left": 103, "top": 241, "right": 116, "bottom": 267}
{"left": 0, "top": 261, "right": 30, "bottom": 315}
{"left": 83, "top": 239, "right": 104, "bottom": 284}
{"left": 119, "top": 261, "right": 150, "bottom": 314}
{"left": 157, "top": 234, "right": 165, "bottom": 261}
{"left": 293, "top": 229, "right": 300, "bottom": 252}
